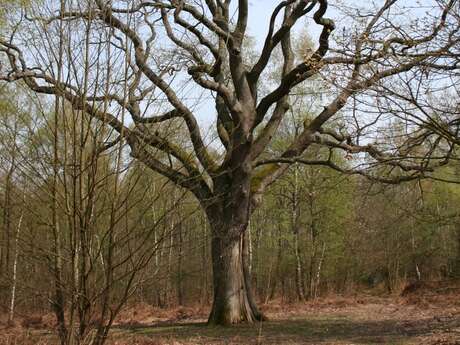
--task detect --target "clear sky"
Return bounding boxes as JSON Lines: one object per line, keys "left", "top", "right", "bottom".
{"left": 248, "top": 0, "right": 279, "bottom": 43}
{"left": 247, "top": 0, "right": 322, "bottom": 47}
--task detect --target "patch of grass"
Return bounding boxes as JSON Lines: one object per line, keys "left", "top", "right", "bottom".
{"left": 112, "top": 316, "right": 418, "bottom": 344}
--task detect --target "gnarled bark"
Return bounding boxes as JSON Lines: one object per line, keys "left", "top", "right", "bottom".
{"left": 207, "top": 213, "right": 265, "bottom": 325}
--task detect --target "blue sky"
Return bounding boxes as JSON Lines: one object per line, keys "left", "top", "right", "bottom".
{"left": 247, "top": 0, "right": 322, "bottom": 46}
{"left": 248, "top": 0, "right": 278, "bottom": 43}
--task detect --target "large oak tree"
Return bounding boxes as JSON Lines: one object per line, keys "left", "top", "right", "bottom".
{"left": 1, "top": 0, "right": 459, "bottom": 325}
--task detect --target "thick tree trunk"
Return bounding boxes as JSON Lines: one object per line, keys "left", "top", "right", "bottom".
{"left": 207, "top": 223, "right": 265, "bottom": 325}
{"left": 205, "top": 152, "right": 265, "bottom": 325}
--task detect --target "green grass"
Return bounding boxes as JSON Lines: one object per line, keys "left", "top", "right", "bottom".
{"left": 113, "top": 315, "right": 416, "bottom": 344}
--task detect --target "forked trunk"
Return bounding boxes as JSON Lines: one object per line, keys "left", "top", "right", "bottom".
{"left": 208, "top": 223, "right": 265, "bottom": 325}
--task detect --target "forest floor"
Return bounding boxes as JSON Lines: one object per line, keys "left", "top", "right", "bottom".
{"left": 3, "top": 283, "right": 460, "bottom": 344}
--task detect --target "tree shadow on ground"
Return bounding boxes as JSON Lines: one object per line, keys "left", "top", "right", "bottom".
{"left": 116, "top": 315, "right": 460, "bottom": 344}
